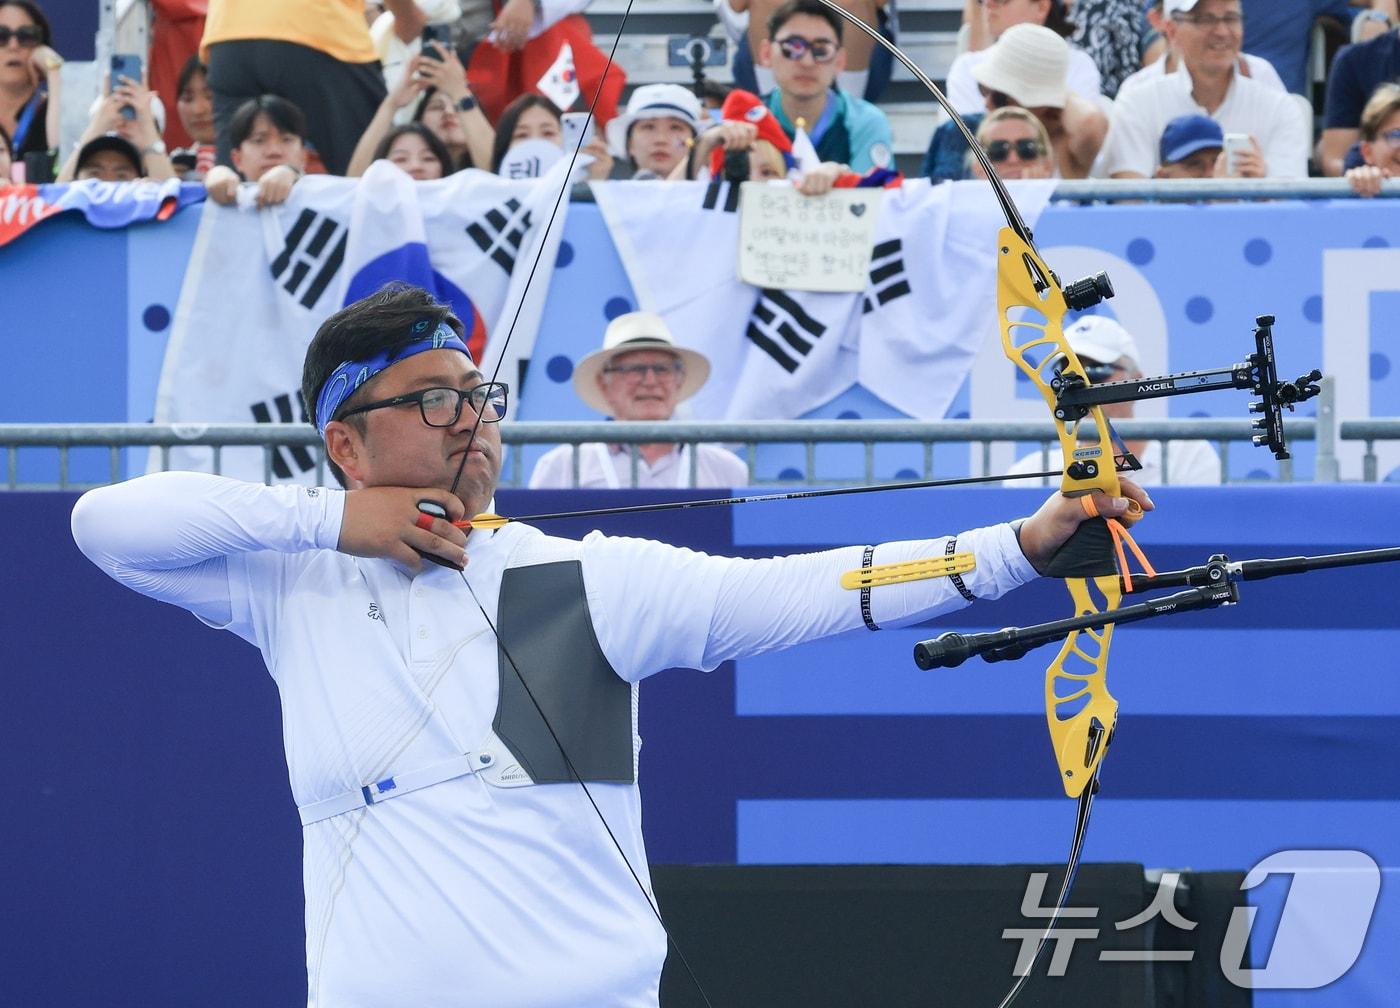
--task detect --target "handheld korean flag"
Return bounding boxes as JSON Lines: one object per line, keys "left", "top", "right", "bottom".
{"left": 791, "top": 118, "right": 822, "bottom": 180}
{"left": 537, "top": 41, "right": 580, "bottom": 111}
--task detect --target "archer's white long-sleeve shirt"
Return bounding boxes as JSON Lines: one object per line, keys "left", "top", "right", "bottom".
{"left": 71, "top": 472, "right": 1037, "bottom": 1007}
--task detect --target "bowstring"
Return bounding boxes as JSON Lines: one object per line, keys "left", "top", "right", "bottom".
{"left": 440, "top": 5, "right": 716, "bottom": 1005}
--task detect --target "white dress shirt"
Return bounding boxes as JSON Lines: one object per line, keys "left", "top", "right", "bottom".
{"left": 1115, "top": 52, "right": 1285, "bottom": 100}
{"left": 1099, "top": 66, "right": 1309, "bottom": 178}
{"left": 528, "top": 441, "right": 749, "bottom": 489}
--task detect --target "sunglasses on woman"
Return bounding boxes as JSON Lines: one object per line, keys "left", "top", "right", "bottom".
{"left": 984, "top": 138, "right": 1045, "bottom": 162}
{"left": 0, "top": 25, "right": 43, "bottom": 47}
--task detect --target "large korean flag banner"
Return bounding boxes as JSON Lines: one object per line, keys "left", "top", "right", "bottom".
{"left": 592, "top": 177, "right": 1056, "bottom": 423}
{"left": 153, "top": 158, "right": 574, "bottom": 481}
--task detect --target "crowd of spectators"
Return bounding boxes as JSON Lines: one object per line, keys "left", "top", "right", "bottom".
{"left": 917, "top": 0, "right": 1400, "bottom": 193}
{"left": 3, "top": 0, "right": 1399, "bottom": 199}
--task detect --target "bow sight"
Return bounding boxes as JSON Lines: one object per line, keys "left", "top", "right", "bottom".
{"left": 1051, "top": 314, "right": 1323, "bottom": 461}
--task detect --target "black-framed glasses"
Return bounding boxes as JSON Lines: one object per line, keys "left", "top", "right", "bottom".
{"left": 336, "top": 383, "right": 509, "bottom": 427}
{"left": 1173, "top": 11, "right": 1243, "bottom": 29}
{"left": 0, "top": 25, "right": 43, "bottom": 47}
{"left": 985, "top": 138, "right": 1045, "bottom": 163}
{"left": 602, "top": 361, "right": 684, "bottom": 381}
{"left": 775, "top": 34, "right": 839, "bottom": 64}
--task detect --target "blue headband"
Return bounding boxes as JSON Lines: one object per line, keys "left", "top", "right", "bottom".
{"left": 315, "top": 320, "right": 471, "bottom": 435}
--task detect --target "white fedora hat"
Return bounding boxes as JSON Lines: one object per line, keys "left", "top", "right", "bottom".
{"left": 605, "top": 84, "right": 704, "bottom": 158}
{"left": 970, "top": 23, "right": 1070, "bottom": 110}
{"left": 572, "top": 311, "right": 711, "bottom": 415}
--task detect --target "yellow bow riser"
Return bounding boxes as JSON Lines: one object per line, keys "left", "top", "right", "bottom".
{"left": 995, "top": 227, "right": 1119, "bottom": 500}
{"left": 995, "top": 226, "right": 1124, "bottom": 798}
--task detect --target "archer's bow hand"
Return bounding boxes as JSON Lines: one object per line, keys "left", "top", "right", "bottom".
{"left": 1017, "top": 479, "right": 1154, "bottom": 575}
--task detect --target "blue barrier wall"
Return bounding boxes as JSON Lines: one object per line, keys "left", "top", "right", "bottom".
{"left": 4, "top": 484, "right": 1398, "bottom": 1006}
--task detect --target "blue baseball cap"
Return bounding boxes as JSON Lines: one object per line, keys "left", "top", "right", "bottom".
{"left": 1159, "top": 114, "right": 1224, "bottom": 164}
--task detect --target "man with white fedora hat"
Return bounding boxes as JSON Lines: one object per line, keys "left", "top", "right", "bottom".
{"left": 605, "top": 83, "right": 704, "bottom": 179}
{"left": 528, "top": 311, "right": 749, "bottom": 488}
{"left": 1004, "top": 315, "right": 1221, "bottom": 486}
{"left": 968, "top": 22, "right": 1109, "bottom": 179}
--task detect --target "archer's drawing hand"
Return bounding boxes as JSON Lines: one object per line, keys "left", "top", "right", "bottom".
{"left": 340, "top": 486, "right": 469, "bottom": 574}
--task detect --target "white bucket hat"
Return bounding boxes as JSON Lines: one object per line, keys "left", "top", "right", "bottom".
{"left": 572, "top": 311, "right": 711, "bottom": 414}
{"left": 605, "top": 84, "right": 704, "bottom": 158}
{"left": 1065, "top": 315, "right": 1141, "bottom": 369}
{"left": 970, "top": 23, "right": 1070, "bottom": 110}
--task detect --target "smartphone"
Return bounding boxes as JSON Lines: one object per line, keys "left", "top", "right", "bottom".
{"left": 1222, "top": 132, "right": 1249, "bottom": 176}
{"left": 561, "top": 112, "right": 595, "bottom": 151}
{"left": 421, "top": 24, "right": 449, "bottom": 61}
{"left": 111, "top": 53, "right": 143, "bottom": 120}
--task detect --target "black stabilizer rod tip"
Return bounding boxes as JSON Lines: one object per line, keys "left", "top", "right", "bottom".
{"left": 1063, "top": 271, "right": 1115, "bottom": 311}
{"left": 914, "top": 632, "right": 973, "bottom": 670}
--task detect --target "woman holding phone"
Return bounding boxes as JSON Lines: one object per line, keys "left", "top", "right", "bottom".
{"left": 347, "top": 47, "right": 493, "bottom": 176}
{"left": 0, "top": 0, "right": 62, "bottom": 176}
{"left": 55, "top": 69, "right": 175, "bottom": 182}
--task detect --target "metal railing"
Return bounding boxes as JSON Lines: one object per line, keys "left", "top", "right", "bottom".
{"left": 0, "top": 416, "right": 1321, "bottom": 491}
{"left": 1047, "top": 178, "right": 1400, "bottom": 202}
{"left": 1340, "top": 420, "right": 1400, "bottom": 482}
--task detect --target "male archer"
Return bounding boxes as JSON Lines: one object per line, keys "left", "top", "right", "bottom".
{"left": 71, "top": 283, "right": 1149, "bottom": 1007}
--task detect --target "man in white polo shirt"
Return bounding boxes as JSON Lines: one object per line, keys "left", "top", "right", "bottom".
{"left": 529, "top": 311, "right": 748, "bottom": 489}
{"left": 70, "top": 284, "right": 1149, "bottom": 1007}
{"left": 1099, "top": 0, "right": 1309, "bottom": 178}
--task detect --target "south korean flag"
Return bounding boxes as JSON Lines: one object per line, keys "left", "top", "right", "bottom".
{"left": 536, "top": 41, "right": 580, "bottom": 111}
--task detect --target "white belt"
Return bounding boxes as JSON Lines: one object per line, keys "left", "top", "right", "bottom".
{"left": 298, "top": 750, "right": 496, "bottom": 826}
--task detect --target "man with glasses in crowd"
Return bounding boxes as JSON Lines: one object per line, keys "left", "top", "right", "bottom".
{"left": 529, "top": 311, "right": 748, "bottom": 488}
{"left": 758, "top": 0, "right": 893, "bottom": 172}
{"left": 1101, "top": 0, "right": 1308, "bottom": 178}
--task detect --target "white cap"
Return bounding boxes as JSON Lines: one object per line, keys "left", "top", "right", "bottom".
{"left": 605, "top": 84, "right": 703, "bottom": 158}
{"left": 1163, "top": 0, "right": 1202, "bottom": 15}
{"left": 1065, "top": 315, "right": 1140, "bottom": 369}
{"left": 971, "top": 23, "right": 1070, "bottom": 110}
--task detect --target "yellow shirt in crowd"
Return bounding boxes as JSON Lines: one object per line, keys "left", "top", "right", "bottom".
{"left": 201, "top": 0, "right": 378, "bottom": 65}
